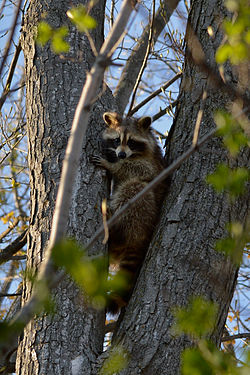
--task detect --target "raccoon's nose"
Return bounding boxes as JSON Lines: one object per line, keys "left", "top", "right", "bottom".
{"left": 118, "top": 151, "right": 126, "bottom": 159}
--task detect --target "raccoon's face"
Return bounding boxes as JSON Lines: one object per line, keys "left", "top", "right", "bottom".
{"left": 102, "top": 112, "right": 154, "bottom": 161}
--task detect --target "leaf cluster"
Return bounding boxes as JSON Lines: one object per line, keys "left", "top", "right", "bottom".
{"left": 173, "top": 297, "right": 250, "bottom": 374}
{"left": 216, "top": 0, "right": 250, "bottom": 64}
{"left": 52, "top": 239, "right": 129, "bottom": 311}
{"left": 207, "top": 164, "right": 249, "bottom": 199}
{"left": 36, "top": 5, "right": 96, "bottom": 54}
{"left": 182, "top": 341, "right": 249, "bottom": 375}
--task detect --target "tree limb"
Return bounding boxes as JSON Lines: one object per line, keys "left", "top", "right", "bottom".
{"left": 114, "top": 0, "right": 181, "bottom": 113}
{"left": 0, "top": 40, "right": 22, "bottom": 111}
{"left": 0, "top": 230, "right": 27, "bottom": 265}
{"left": 0, "top": 217, "right": 20, "bottom": 242}
{"left": 129, "top": 72, "right": 182, "bottom": 116}
{"left": 0, "top": 0, "right": 22, "bottom": 79}
{"left": 221, "top": 333, "right": 250, "bottom": 342}
{"left": 127, "top": 0, "right": 156, "bottom": 115}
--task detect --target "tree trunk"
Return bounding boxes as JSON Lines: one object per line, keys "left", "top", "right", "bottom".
{"left": 16, "top": 1, "right": 114, "bottom": 373}
{"left": 112, "top": 1, "right": 249, "bottom": 374}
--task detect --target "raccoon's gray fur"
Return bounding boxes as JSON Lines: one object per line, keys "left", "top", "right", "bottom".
{"left": 93, "top": 112, "right": 166, "bottom": 313}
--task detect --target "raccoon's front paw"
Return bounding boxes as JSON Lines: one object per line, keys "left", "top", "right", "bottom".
{"left": 91, "top": 155, "right": 103, "bottom": 166}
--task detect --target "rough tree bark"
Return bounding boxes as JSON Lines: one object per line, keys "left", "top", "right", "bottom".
{"left": 16, "top": 0, "right": 114, "bottom": 373}
{"left": 15, "top": 0, "right": 249, "bottom": 374}
{"left": 111, "top": 0, "right": 249, "bottom": 374}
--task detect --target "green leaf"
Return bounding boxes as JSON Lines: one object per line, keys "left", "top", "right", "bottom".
{"left": 0, "top": 321, "right": 25, "bottom": 344}
{"left": 37, "top": 21, "right": 52, "bottom": 46}
{"left": 182, "top": 340, "right": 245, "bottom": 375}
{"left": 182, "top": 347, "right": 213, "bottom": 375}
{"left": 245, "top": 30, "right": 250, "bottom": 44}
{"left": 51, "top": 26, "right": 69, "bottom": 53}
{"left": 230, "top": 42, "right": 248, "bottom": 64}
{"left": 100, "top": 345, "right": 128, "bottom": 375}
{"left": 216, "top": 0, "right": 250, "bottom": 64}
{"left": 215, "top": 110, "right": 249, "bottom": 156}
{"left": 52, "top": 240, "right": 107, "bottom": 309}
{"left": 173, "top": 297, "right": 218, "bottom": 338}
{"left": 206, "top": 164, "right": 249, "bottom": 197}
{"left": 216, "top": 44, "right": 232, "bottom": 64}
{"left": 215, "top": 221, "right": 249, "bottom": 264}
{"left": 67, "top": 5, "right": 97, "bottom": 32}
{"left": 216, "top": 237, "right": 237, "bottom": 256}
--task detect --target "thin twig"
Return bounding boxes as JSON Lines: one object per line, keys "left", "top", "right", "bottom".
{"left": 0, "top": 217, "right": 20, "bottom": 242}
{"left": 192, "top": 89, "right": 207, "bottom": 147}
{"left": 0, "top": 39, "right": 22, "bottom": 111}
{"left": 129, "top": 72, "right": 182, "bottom": 116}
{"left": 0, "top": 0, "right": 22, "bottom": 79}
{"left": 0, "top": 292, "right": 22, "bottom": 297}
{"left": 110, "top": 0, "right": 115, "bottom": 29}
{"left": 85, "top": 29, "right": 98, "bottom": 57}
{"left": 0, "top": 0, "right": 7, "bottom": 18}
{"left": 127, "top": 0, "right": 155, "bottom": 115}
{"left": 221, "top": 333, "right": 250, "bottom": 342}
{"left": 0, "top": 261, "right": 17, "bottom": 308}
{"left": 152, "top": 99, "right": 178, "bottom": 122}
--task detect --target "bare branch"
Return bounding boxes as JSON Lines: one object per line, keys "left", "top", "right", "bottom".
{"left": 114, "top": 0, "right": 181, "bottom": 113}
{"left": 152, "top": 99, "right": 178, "bottom": 122}
{"left": 0, "top": 292, "right": 22, "bottom": 297}
{"left": 0, "top": 217, "right": 20, "bottom": 242}
{"left": 192, "top": 89, "right": 207, "bottom": 147}
{"left": 0, "top": 230, "right": 27, "bottom": 265}
{"left": 0, "top": 39, "right": 22, "bottom": 111}
{"left": 129, "top": 72, "right": 182, "bottom": 116}
{"left": 0, "top": 0, "right": 22, "bottom": 79}
{"left": 0, "top": 262, "right": 17, "bottom": 308}
{"left": 221, "top": 333, "right": 250, "bottom": 342}
{"left": 127, "top": 0, "right": 156, "bottom": 115}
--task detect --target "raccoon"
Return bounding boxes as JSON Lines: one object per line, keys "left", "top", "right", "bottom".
{"left": 92, "top": 112, "right": 166, "bottom": 313}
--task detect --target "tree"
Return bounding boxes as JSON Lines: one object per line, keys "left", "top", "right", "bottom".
{"left": 0, "top": 0, "right": 249, "bottom": 374}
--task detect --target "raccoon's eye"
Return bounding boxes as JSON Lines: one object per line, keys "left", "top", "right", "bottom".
{"left": 127, "top": 139, "right": 145, "bottom": 152}
{"left": 112, "top": 138, "right": 120, "bottom": 147}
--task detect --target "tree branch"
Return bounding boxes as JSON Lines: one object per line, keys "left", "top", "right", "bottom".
{"left": 152, "top": 99, "right": 178, "bottom": 122}
{"left": 0, "top": 230, "right": 27, "bottom": 265}
{"left": 0, "top": 217, "right": 20, "bottom": 242}
{"left": 129, "top": 72, "right": 182, "bottom": 116}
{"left": 114, "top": 0, "right": 180, "bottom": 113}
{"left": 221, "top": 333, "right": 250, "bottom": 342}
{"left": 0, "top": 39, "right": 22, "bottom": 111}
{"left": 127, "top": 0, "right": 156, "bottom": 115}
{"left": 0, "top": 0, "right": 22, "bottom": 79}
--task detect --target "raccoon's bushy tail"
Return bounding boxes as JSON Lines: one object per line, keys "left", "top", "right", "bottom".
{"left": 106, "top": 250, "right": 144, "bottom": 314}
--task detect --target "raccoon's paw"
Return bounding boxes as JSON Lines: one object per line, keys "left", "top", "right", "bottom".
{"left": 91, "top": 155, "right": 103, "bottom": 167}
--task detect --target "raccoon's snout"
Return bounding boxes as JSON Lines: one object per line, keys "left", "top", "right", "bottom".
{"left": 118, "top": 151, "right": 126, "bottom": 159}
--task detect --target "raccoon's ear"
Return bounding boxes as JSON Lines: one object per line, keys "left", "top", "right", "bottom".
{"left": 138, "top": 116, "right": 152, "bottom": 130}
{"left": 103, "top": 112, "right": 122, "bottom": 128}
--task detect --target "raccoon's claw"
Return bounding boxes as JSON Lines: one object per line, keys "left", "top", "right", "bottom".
{"left": 91, "top": 155, "right": 103, "bottom": 166}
